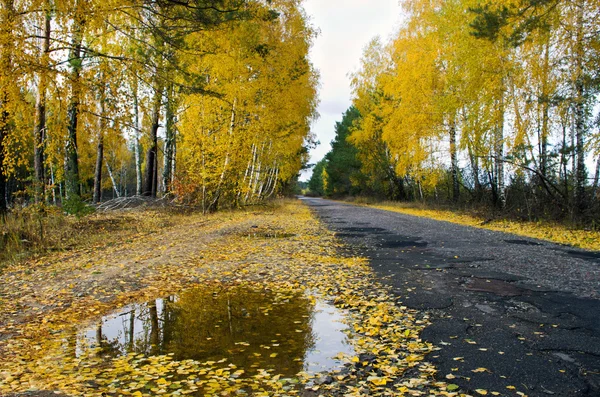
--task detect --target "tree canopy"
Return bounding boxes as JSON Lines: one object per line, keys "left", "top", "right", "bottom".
{"left": 0, "top": 0, "right": 318, "bottom": 213}
{"left": 312, "top": 0, "right": 600, "bottom": 222}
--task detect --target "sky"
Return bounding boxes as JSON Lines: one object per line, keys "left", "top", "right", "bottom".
{"left": 299, "top": 0, "right": 404, "bottom": 181}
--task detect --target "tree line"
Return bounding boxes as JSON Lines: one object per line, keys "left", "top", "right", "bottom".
{"left": 0, "top": 0, "right": 317, "bottom": 215}
{"left": 310, "top": 0, "right": 600, "bottom": 223}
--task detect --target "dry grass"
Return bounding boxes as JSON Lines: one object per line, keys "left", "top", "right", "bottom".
{"left": 368, "top": 201, "right": 600, "bottom": 251}
{"left": 0, "top": 205, "right": 194, "bottom": 268}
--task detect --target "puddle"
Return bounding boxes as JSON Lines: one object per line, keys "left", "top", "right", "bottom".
{"left": 76, "top": 284, "right": 353, "bottom": 380}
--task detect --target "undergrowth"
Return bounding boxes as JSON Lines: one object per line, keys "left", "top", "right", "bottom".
{"left": 0, "top": 205, "right": 190, "bottom": 269}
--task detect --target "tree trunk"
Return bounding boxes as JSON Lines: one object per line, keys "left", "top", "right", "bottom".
{"left": 449, "top": 116, "right": 460, "bottom": 202}
{"left": 33, "top": 9, "right": 51, "bottom": 203}
{"left": 49, "top": 162, "right": 56, "bottom": 205}
{"left": 133, "top": 77, "right": 142, "bottom": 196}
{"left": 560, "top": 119, "right": 570, "bottom": 200}
{"left": 539, "top": 37, "right": 550, "bottom": 179}
{"left": 592, "top": 154, "right": 600, "bottom": 199}
{"left": 162, "top": 84, "right": 175, "bottom": 194}
{"left": 244, "top": 143, "right": 257, "bottom": 202}
{"left": 93, "top": 82, "right": 106, "bottom": 204}
{"left": 143, "top": 83, "right": 163, "bottom": 197}
{"left": 106, "top": 160, "right": 120, "bottom": 198}
{"left": 494, "top": 83, "right": 506, "bottom": 209}
{"left": 573, "top": 0, "right": 587, "bottom": 214}
{"left": 267, "top": 167, "right": 279, "bottom": 198}
{"left": 64, "top": 1, "right": 85, "bottom": 200}
{"left": 93, "top": 133, "right": 103, "bottom": 203}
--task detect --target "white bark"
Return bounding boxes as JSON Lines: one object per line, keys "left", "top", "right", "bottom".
{"left": 106, "top": 160, "right": 121, "bottom": 198}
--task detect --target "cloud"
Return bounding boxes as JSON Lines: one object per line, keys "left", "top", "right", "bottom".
{"left": 319, "top": 100, "right": 349, "bottom": 117}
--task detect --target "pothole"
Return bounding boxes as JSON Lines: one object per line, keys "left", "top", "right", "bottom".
{"left": 379, "top": 240, "right": 428, "bottom": 249}
{"left": 504, "top": 239, "right": 543, "bottom": 246}
{"left": 464, "top": 278, "right": 525, "bottom": 297}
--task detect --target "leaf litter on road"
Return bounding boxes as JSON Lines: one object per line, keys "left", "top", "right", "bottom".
{"left": 0, "top": 200, "right": 508, "bottom": 396}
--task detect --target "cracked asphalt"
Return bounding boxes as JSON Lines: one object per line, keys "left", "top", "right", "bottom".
{"left": 301, "top": 197, "right": 600, "bottom": 397}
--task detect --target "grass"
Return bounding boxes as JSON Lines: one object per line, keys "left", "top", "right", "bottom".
{"left": 359, "top": 200, "right": 600, "bottom": 251}
{"left": 0, "top": 205, "right": 193, "bottom": 269}
{"left": 0, "top": 199, "right": 290, "bottom": 270}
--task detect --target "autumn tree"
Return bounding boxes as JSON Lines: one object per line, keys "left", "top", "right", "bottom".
{"left": 318, "top": 0, "right": 599, "bottom": 223}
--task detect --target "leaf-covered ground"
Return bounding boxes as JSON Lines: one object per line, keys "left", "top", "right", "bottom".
{"left": 1, "top": 200, "right": 467, "bottom": 396}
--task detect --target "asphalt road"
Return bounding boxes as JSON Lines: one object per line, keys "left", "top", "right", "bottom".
{"left": 301, "top": 197, "right": 600, "bottom": 397}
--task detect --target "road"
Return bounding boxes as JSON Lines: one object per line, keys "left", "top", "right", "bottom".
{"left": 301, "top": 197, "right": 600, "bottom": 397}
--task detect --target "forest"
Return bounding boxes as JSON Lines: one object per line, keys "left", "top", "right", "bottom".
{"left": 0, "top": 0, "right": 317, "bottom": 215}
{"left": 309, "top": 0, "right": 600, "bottom": 224}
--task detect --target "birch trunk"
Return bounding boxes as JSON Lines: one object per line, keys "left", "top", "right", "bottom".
{"left": 592, "top": 155, "right": 600, "bottom": 199}
{"left": 106, "top": 160, "right": 120, "bottom": 198}
{"left": 267, "top": 168, "right": 279, "bottom": 198}
{"left": 133, "top": 77, "right": 142, "bottom": 196}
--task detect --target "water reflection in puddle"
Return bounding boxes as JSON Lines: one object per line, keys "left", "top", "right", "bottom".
{"left": 78, "top": 284, "right": 354, "bottom": 378}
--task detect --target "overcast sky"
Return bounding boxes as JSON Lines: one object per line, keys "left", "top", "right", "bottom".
{"left": 300, "top": 0, "right": 404, "bottom": 181}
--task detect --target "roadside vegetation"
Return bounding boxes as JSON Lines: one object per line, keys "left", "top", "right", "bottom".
{"left": 0, "top": 202, "right": 191, "bottom": 268}
{"left": 309, "top": 0, "right": 600, "bottom": 230}
{"left": 0, "top": 0, "right": 317, "bottom": 219}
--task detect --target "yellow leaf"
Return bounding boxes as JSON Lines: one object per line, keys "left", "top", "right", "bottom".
{"left": 367, "top": 376, "right": 388, "bottom": 386}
